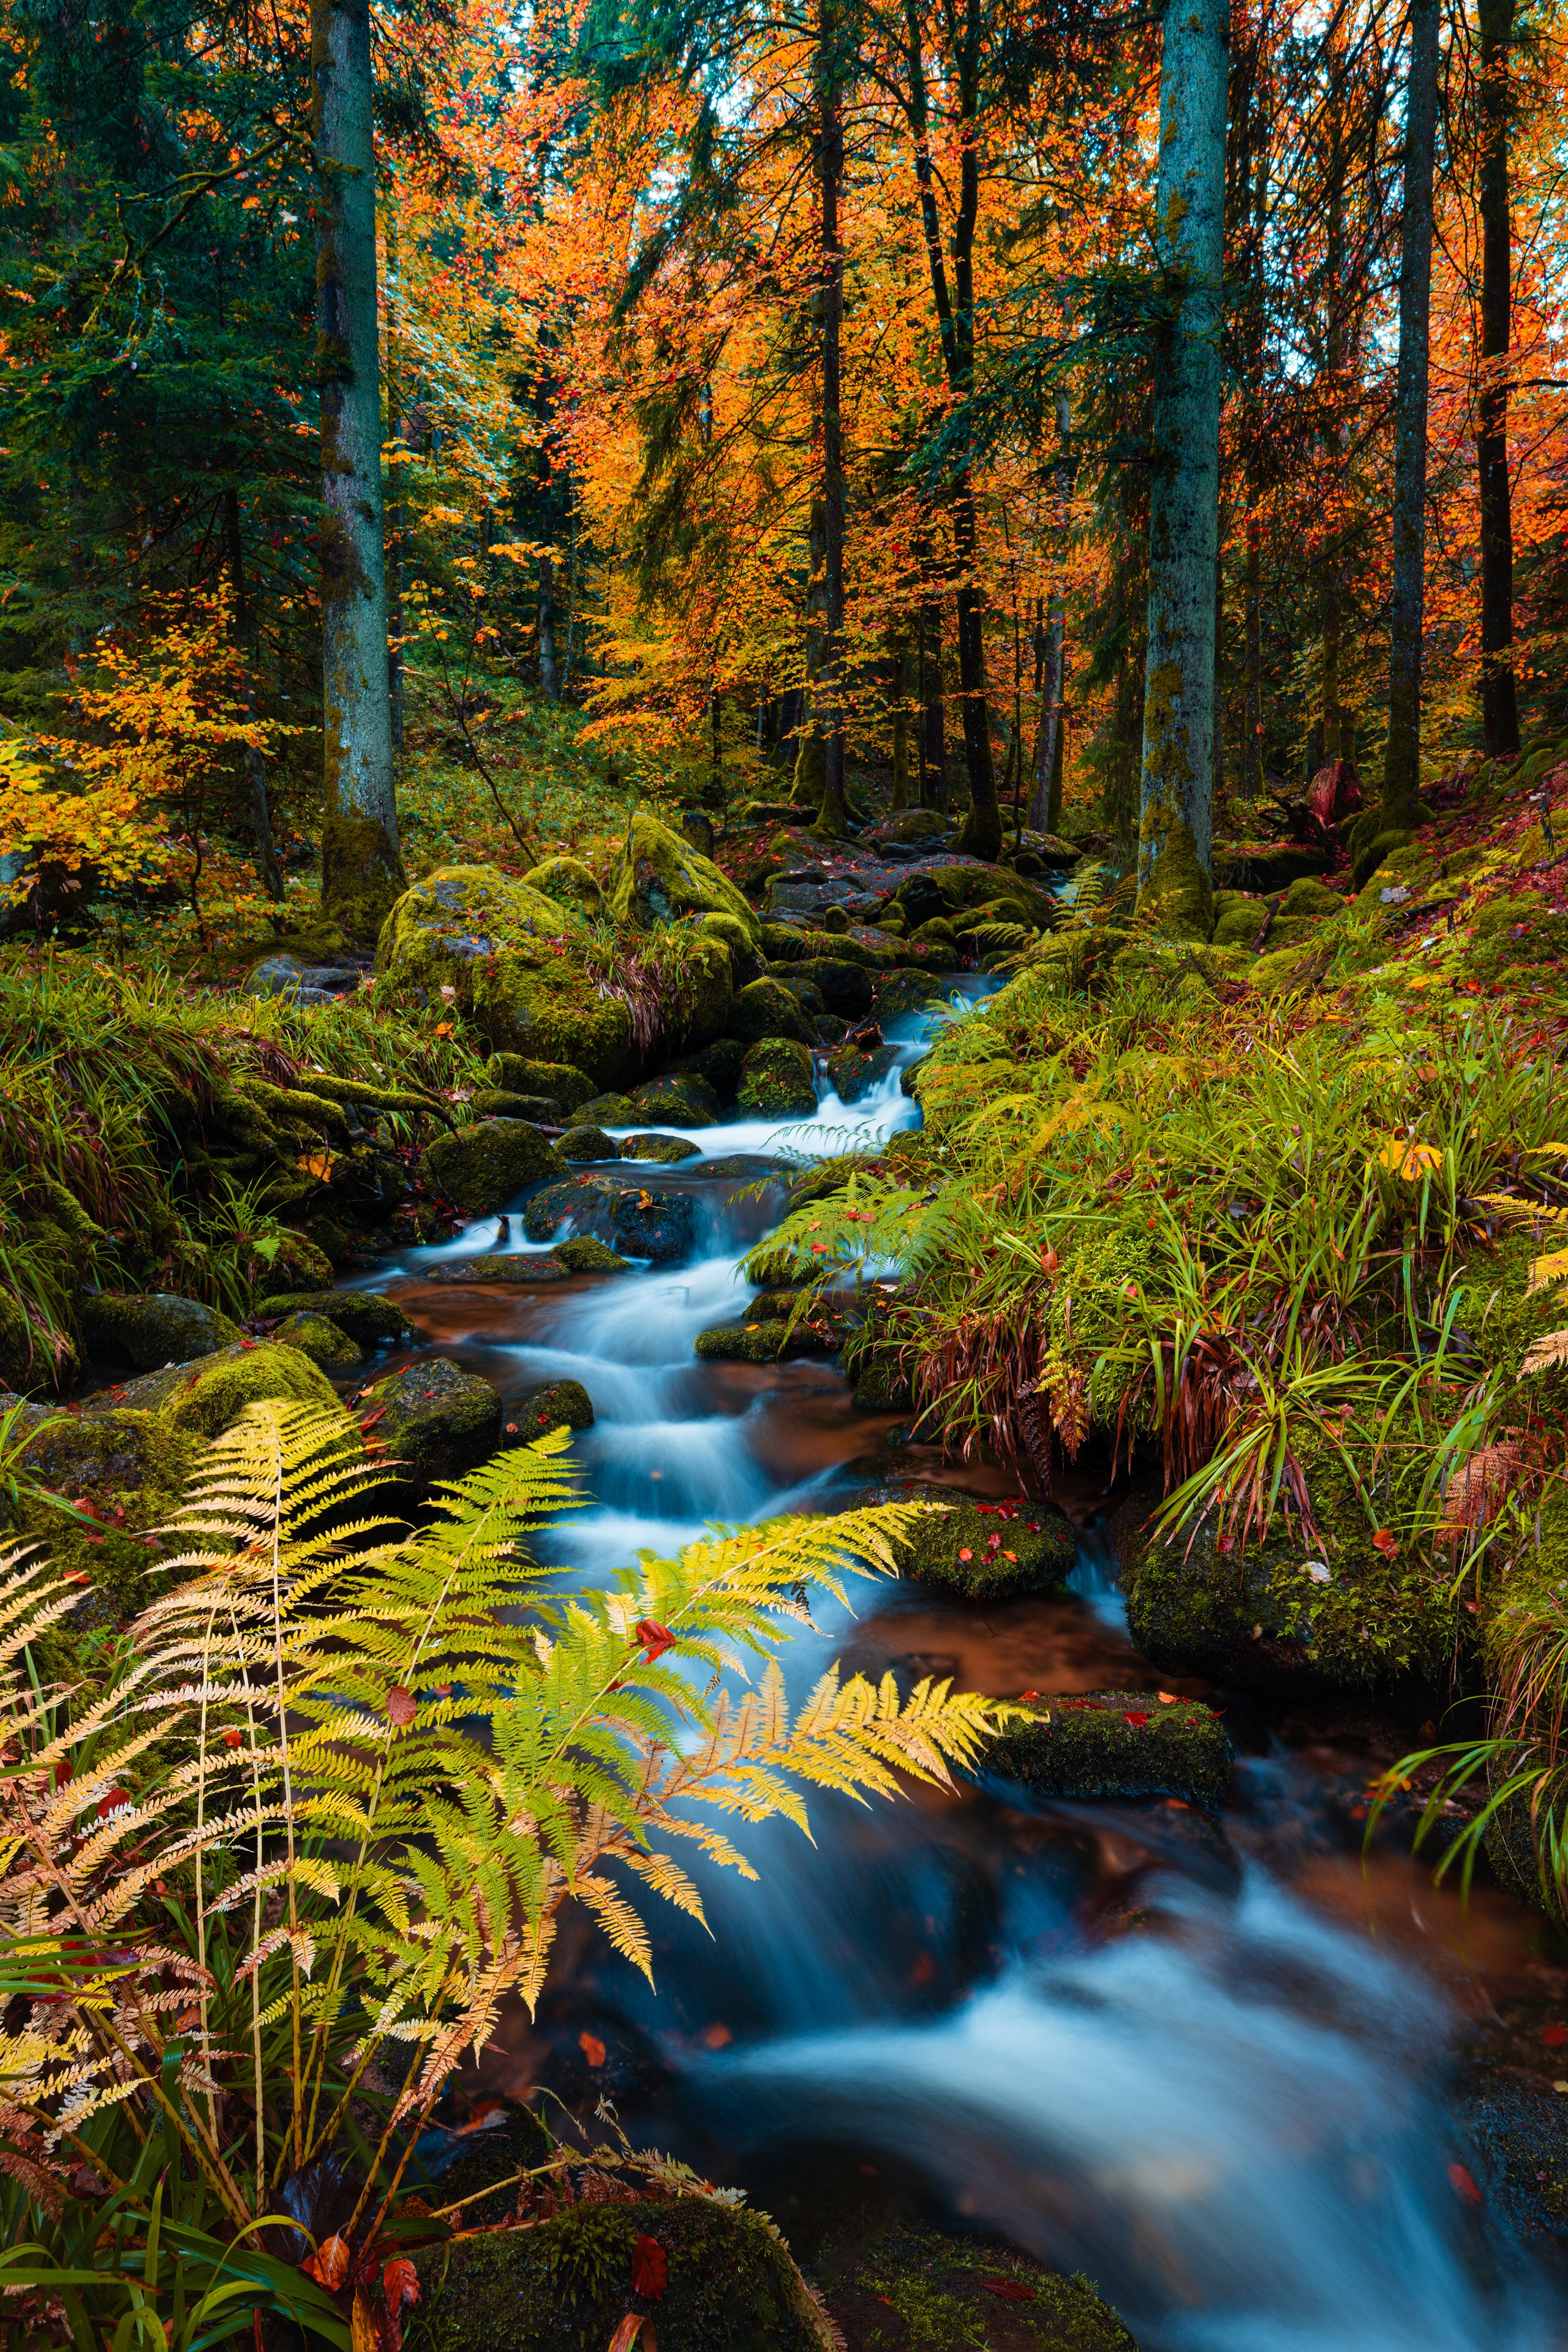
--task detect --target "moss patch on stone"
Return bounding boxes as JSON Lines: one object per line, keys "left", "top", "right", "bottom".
{"left": 816, "top": 2217, "right": 1137, "bottom": 2351}
{"left": 579, "top": 1093, "right": 641, "bottom": 1127}
{"left": 609, "top": 810, "right": 761, "bottom": 944}
{"left": 984, "top": 1692, "right": 1232, "bottom": 1810}
{"left": 361, "top": 1357, "right": 502, "bottom": 1492}
{"left": 257, "top": 1291, "right": 408, "bottom": 1348}
{"left": 13, "top": 1409, "right": 202, "bottom": 1670}
{"left": 425, "top": 1256, "right": 572, "bottom": 1285}
{"left": 467, "top": 1088, "right": 565, "bottom": 1123}
{"left": 81, "top": 1293, "right": 242, "bottom": 1373}
{"left": 559, "top": 1125, "right": 620, "bottom": 1161}
{"left": 271, "top": 1310, "right": 360, "bottom": 1367}
{"left": 826, "top": 1039, "right": 899, "bottom": 1102}
{"left": 511, "top": 1376, "right": 594, "bottom": 1433}
{"left": 739, "top": 1039, "right": 817, "bottom": 1117}
{"left": 694, "top": 1320, "right": 834, "bottom": 1362}
{"left": 554, "top": 1235, "right": 630, "bottom": 1273}
{"left": 423, "top": 1120, "right": 567, "bottom": 1213}
{"left": 487, "top": 1055, "right": 595, "bottom": 1110}
{"left": 899, "top": 1487, "right": 1077, "bottom": 1599}
{"left": 729, "top": 978, "right": 817, "bottom": 1047}
{"left": 522, "top": 854, "right": 608, "bottom": 921}
{"left": 633, "top": 1072, "right": 722, "bottom": 1125}
{"left": 88, "top": 1341, "right": 341, "bottom": 1440}
{"left": 619, "top": 1132, "right": 703, "bottom": 1163}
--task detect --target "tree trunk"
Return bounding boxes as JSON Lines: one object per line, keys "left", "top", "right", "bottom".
{"left": 918, "top": 585, "right": 948, "bottom": 809}
{"left": 1242, "top": 80, "right": 1267, "bottom": 802}
{"left": 791, "top": 491, "right": 829, "bottom": 807}
{"left": 890, "top": 628, "right": 913, "bottom": 809}
{"left": 1381, "top": 0, "right": 1441, "bottom": 826}
{"left": 537, "top": 551, "right": 560, "bottom": 701}
{"left": 812, "top": 0, "right": 849, "bottom": 841}
{"left": 313, "top": 0, "right": 402, "bottom": 935}
{"left": 1477, "top": 0, "right": 1520, "bottom": 755}
{"left": 223, "top": 485, "right": 286, "bottom": 905}
{"left": 1027, "top": 391, "right": 1072, "bottom": 835}
{"left": 385, "top": 205, "right": 406, "bottom": 755}
{"left": 1136, "top": 0, "right": 1227, "bottom": 935}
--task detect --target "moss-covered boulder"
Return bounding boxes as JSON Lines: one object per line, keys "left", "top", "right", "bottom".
{"left": 11, "top": 1409, "right": 202, "bottom": 1662}
{"left": 377, "top": 867, "right": 635, "bottom": 1087}
{"left": 271, "top": 1310, "right": 360, "bottom": 1367}
{"left": 984, "top": 1692, "right": 1232, "bottom": 1810}
{"left": 896, "top": 1487, "right": 1076, "bottom": 1599}
{"left": 875, "top": 971, "right": 954, "bottom": 1017}
{"left": 81, "top": 1293, "right": 242, "bottom": 1373}
{"left": 467, "top": 1089, "right": 565, "bottom": 1124}
{"left": 694, "top": 1319, "right": 835, "bottom": 1362}
{"left": 729, "top": 977, "right": 817, "bottom": 1047}
{"left": 488, "top": 1055, "right": 595, "bottom": 1111}
{"left": 270, "top": 1232, "right": 337, "bottom": 1292}
{"left": 1280, "top": 874, "right": 1343, "bottom": 921}
{"left": 85, "top": 1341, "right": 341, "bottom": 1439}
{"left": 559, "top": 1125, "right": 619, "bottom": 1161}
{"left": 579, "top": 1093, "right": 641, "bottom": 1126}
{"left": 633, "top": 1072, "right": 723, "bottom": 1125}
{"left": 825, "top": 1039, "right": 900, "bottom": 1103}
{"left": 521, "top": 1175, "right": 617, "bottom": 1244}
{"left": 668, "top": 1037, "right": 747, "bottom": 1098}
{"left": 554, "top": 1235, "right": 630, "bottom": 1273}
{"left": 816, "top": 2217, "right": 1137, "bottom": 2351}
{"left": 257, "top": 1290, "right": 409, "bottom": 1348}
{"left": 522, "top": 855, "right": 608, "bottom": 921}
{"left": 851, "top": 1349, "right": 913, "bottom": 1410}
{"left": 509, "top": 1376, "right": 594, "bottom": 1434}
{"left": 612, "top": 1186, "right": 698, "bottom": 1262}
{"left": 620, "top": 1132, "right": 703, "bottom": 1164}
{"left": 739, "top": 1039, "right": 817, "bottom": 1118}
{"left": 426, "top": 1255, "right": 572, "bottom": 1285}
{"left": 790, "top": 958, "right": 876, "bottom": 1017}
{"left": 360, "top": 1357, "right": 503, "bottom": 1492}
{"left": 410, "top": 2195, "right": 824, "bottom": 2352}
{"left": 423, "top": 1120, "right": 567, "bottom": 1214}
{"left": 608, "top": 809, "right": 761, "bottom": 944}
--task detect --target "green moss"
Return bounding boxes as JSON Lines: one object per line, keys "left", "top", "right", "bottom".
{"left": 729, "top": 978, "right": 817, "bottom": 1048}
{"left": 553, "top": 1235, "right": 630, "bottom": 1273}
{"left": 412, "top": 2196, "right": 821, "bottom": 2352}
{"left": 609, "top": 810, "right": 763, "bottom": 944}
{"left": 511, "top": 1376, "right": 594, "bottom": 1433}
{"left": 816, "top": 2217, "right": 1136, "bottom": 2352}
{"left": 1280, "top": 875, "right": 1343, "bottom": 921}
{"left": 825, "top": 1039, "right": 899, "bottom": 1103}
{"left": 423, "top": 1120, "right": 567, "bottom": 1213}
{"left": 487, "top": 1055, "right": 595, "bottom": 1110}
{"left": 668, "top": 1038, "right": 748, "bottom": 1095}
{"left": 522, "top": 855, "right": 608, "bottom": 921}
{"left": 161, "top": 1341, "right": 342, "bottom": 1439}
{"left": 271, "top": 1310, "right": 360, "bottom": 1367}
{"left": 898, "top": 1486, "right": 1076, "bottom": 1599}
{"left": 633, "top": 1072, "right": 722, "bottom": 1123}
{"left": 320, "top": 812, "right": 406, "bottom": 940}
{"left": 1349, "top": 824, "right": 1416, "bottom": 891}
{"left": 362, "top": 1357, "right": 502, "bottom": 1490}
{"left": 81, "top": 1294, "right": 243, "bottom": 1373}
{"left": 738, "top": 1039, "right": 817, "bottom": 1118}
{"left": 851, "top": 1351, "right": 913, "bottom": 1410}
{"left": 619, "top": 1133, "right": 703, "bottom": 1163}
{"left": 273, "top": 1233, "right": 337, "bottom": 1292}
{"left": 579, "top": 1094, "right": 641, "bottom": 1126}
{"left": 13, "top": 1409, "right": 202, "bottom": 1660}
{"left": 694, "top": 1320, "right": 834, "bottom": 1361}
{"left": 986, "top": 1692, "right": 1232, "bottom": 1809}
{"left": 426, "top": 1256, "right": 571, "bottom": 1285}
{"left": 468, "top": 1089, "right": 565, "bottom": 1122}
{"left": 558, "top": 1126, "right": 619, "bottom": 1160}
{"left": 257, "top": 1291, "right": 408, "bottom": 1348}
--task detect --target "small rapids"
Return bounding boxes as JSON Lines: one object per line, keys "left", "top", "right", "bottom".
{"left": 351, "top": 978, "right": 1568, "bottom": 2352}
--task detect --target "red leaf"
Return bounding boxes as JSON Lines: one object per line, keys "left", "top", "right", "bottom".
{"left": 957, "top": 1548, "right": 973, "bottom": 1562}
{"left": 1545, "top": 2024, "right": 1568, "bottom": 2048}
{"left": 386, "top": 1687, "right": 417, "bottom": 1728}
{"left": 303, "top": 2233, "right": 350, "bottom": 2291}
{"left": 1123, "top": 1712, "right": 1149, "bottom": 1729}
{"left": 983, "top": 2279, "right": 1035, "bottom": 2301}
{"left": 631, "top": 2235, "right": 667, "bottom": 2299}
{"left": 579, "top": 2030, "right": 606, "bottom": 2067}
{"left": 634, "top": 1619, "right": 676, "bottom": 1665}
{"left": 383, "top": 2258, "right": 420, "bottom": 2312}
{"left": 222, "top": 1728, "right": 243, "bottom": 1749}
{"left": 1448, "top": 2163, "right": 1482, "bottom": 2207}
{"left": 1371, "top": 1530, "right": 1400, "bottom": 1557}
{"left": 97, "top": 1787, "right": 131, "bottom": 1817}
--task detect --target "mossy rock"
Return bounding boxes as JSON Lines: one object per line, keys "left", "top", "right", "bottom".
{"left": 423, "top": 1120, "right": 567, "bottom": 1214}
{"left": 579, "top": 1093, "right": 641, "bottom": 1126}
{"left": 487, "top": 1056, "right": 595, "bottom": 1112}
{"left": 12, "top": 1409, "right": 203, "bottom": 1664}
{"left": 271, "top": 1310, "right": 360, "bottom": 1367}
{"left": 694, "top": 1320, "right": 834, "bottom": 1362}
{"left": 633, "top": 1072, "right": 723, "bottom": 1125}
{"left": 729, "top": 978, "right": 817, "bottom": 1048}
{"left": 554, "top": 1235, "right": 630, "bottom": 1273}
{"left": 871, "top": 808, "right": 952, "bottom": 845}
{"left": 257, "top": 1291, "right": 408, "bottom": 1349}
{"left": 1349, "top": 824, "right": 1415, "bottom": 891}
{"left": 620, "top": 1133, "right": 703, "bottom": 1164}
{"left": 769, "top": 971, "right": 826, "bottom": 1018}
{"left": 510, "top": 1376, "right": 594, "bottom": 1434}
{"left": 81, "top": 1293, "right": 242, "bottom": 1373}
{"left": 851, "top": 1350, "right": 913, "bottom": 1410}
{"left": 985, "top": 1693, "right": 1232, "bottom": 1810}
{"left": 411, "top": 2195, "right": 823, "bottom": 2352}
{"left": 760, "top": 922, "right": 889, "bottom": 971}
{"left": 897, "top": 1486, "right": 1076, "bottom": 1599}
{"left": 426, "top": 1256, "right": 572, "bottom": 1285}
{"left": 910, "top": 916, "right": 959, "bottom": 949}
{"left": 875, "top": 971, "right": 954, "bottom": 1016}
{"left": 790, "top": 959, "right": 876, "bottom": 1017}
{"left": 377, "top": 866, "right": 633, "bottom": 1087}
{"left": 1461, "top": 2065, "right": 1568, "bottom": 2241}
{"left": 361, "top": 1357, "right": 503, "bottom": 1491}
{"left": 816, "top": 2216, "right": 1137, "bottom": 2351}
{"left": 825, "top": 1039, "right": 899, "bottom": 1103}
{"left": 739, "top": 1039, "right": 817, "bottom": 1118}
{"left": 1280, "top": 874, "right": 1343, "bottom": 920}
{"left": 522, "top": 855, "right": 608, "bottom": 921}
{"left": 609, "top": 809, "right": 762, "bottom": 944}
{"left": 612, "top": 1186, "right": 698, "bottom": 1262}
{"left": 668, "top": 1037, "right": 748, "bottom": 1098}
{"left": 1217, "top": 842, "right": 1335, "bottom": 894}
{"left": 1472, "top": 893, "right": 1537, "bottom": 940}
{"left": 86, "top": 1341, "right": 342, "bottom": 1440}
{"left": 1211, "top": 895, "right": 1266, "bottom": 948}
{"left": 559, "top": 1125, "right": 619, "bottom": 1161}
{"left": 521, "top": 1175, "right": 619, "bottom": 1244}
{"left": 467, "top": 1089, "right": 565, "bottom": 1123}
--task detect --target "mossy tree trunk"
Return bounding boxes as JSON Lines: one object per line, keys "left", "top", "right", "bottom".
{"left": 1135, "top": 0, "right": 1227, "bottom": 938}
{"left": 1380, "top": 0, "right": 1440, "bottom": 827}
{"left": 1477, "top": 0, "right": 1520, "bottom": 757}
{"left": 811, "top": 0, "right": 850, "bottom": 842}
{"left": 889, "top": 626, "right": 913, "bottom": 807}
{"left": 313, "top": 0, "right": 403, "bottom": 935}
{"left": 1027, "top": 391, "right": 1072, "bottom": 837}
{"left": 918, "top": 567, "right": 948, "bottom": 809}
{"left": 790, "top": 490, "right": 829, "bottom": 809}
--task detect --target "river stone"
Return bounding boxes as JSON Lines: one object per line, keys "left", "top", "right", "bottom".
{"left": 465, "top": 1088, "right": 564, "bottom": 1124}
{"left": 608, "top": 807, "right": 762, "bottom": 944}
{"left": 668, "top": 1037, "right": 747, "bottom": 1098}
{"left": 816, "top": 2217, "right": 1136, "bottom": 2351}
{"left": 81, "top": 1293, "right": 242, "bottom": 1373}
{"left": 619, "top": 1132, "right": 703, "bottom": 1164}
{"left": 694, "top": 1320, "right": 835, "bottom": 1362}
{"left": 738, "top": 1038, "right": 817, "bottom": 1118}
{"left": 422, "top": 1119, "right": 566, "bottom": 1213}
{"left": 558, "top": 1125, "right": 619, "bottom": 1161}
{"left": 553, "top": 1235, "right": 630, "bottom": 1273}
{"left": 486, "top": 1055, "right": 595, "bottom": 1111}
{"left": 578, "top": 1092, "right": 640, "bottom": 1126}
{"left": 887, "top": 1484, "right": 1076, "bottom": 1599}
{"left": 83, "top": 1341, "right": 341, "bottom": 1439}
{"left": 875, "top": 970, "right": 955, "bottom": 1016}
{"left": 412, "top": 2192, "right": 823, "bottom": 2352}
{"left": 360, "top": 1357, "right": 503, "bottom": 1492}
{"left": 521, "top": 1175, "right": 617, "bottom": 1243}
{"left": 270, "top": 1310, "right": 360, "bottom": 1367}
{"left": 984, "top": 1692, "right": 1233, "bottom": 1811}
{"left": 508, "top": 1377, "right": 594, "bottom": 1435}
{"left": 825, "top": 1038, "right": 900, "bottom": 1103}
{"left": 851, "top": 1349, "right": 913, "bottom": 1410}
{"left": 728, "top": 976, "right": 817, "bottom": 1047}
{"left": 791, "top": 958, "right": 876, "bottom": 1017}
{"left": 257, "top": 1290, "right": 408, "bottom": 1348}
{"left": 424, "top": 1255, "right": 572, "bottom": 1284}
{"left": 612, "top": 1185, "right": 697, "bottom": 1262}
{"left": 9, "top": 1408, "right": 203, "bottom": 1659}
{"left": 631, "top": 1071, "right": 722, "bottom": 1125}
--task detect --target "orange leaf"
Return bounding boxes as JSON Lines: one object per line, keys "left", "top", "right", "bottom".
{"left": 579, "top": 2030, "right": 606, "bottom": 2067}
{"left": 386, "top": 1687, "right": 417, "bottom": 1727}
{"left": 304, "top": 2233, "right": 351, "bottom": 2291}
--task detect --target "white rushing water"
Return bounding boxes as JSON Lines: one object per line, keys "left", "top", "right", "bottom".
{"left": 355, "top": 974, "right": 1566, "bottom": 2352}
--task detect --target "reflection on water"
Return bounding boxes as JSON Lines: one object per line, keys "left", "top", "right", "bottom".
{"left": 341, "top": 978, "right": 1567, "bottom": 2352}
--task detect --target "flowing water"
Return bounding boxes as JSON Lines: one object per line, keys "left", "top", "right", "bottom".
{"left": 351, "top": 982, "right": 1568, "bottom": 2351}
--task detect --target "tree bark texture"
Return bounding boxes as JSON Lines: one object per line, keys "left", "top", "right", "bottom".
{"left": 812, "top": 0, "right": 849, "bottom": 840}
{"left": 1381, "top": 0, "right": 1441, "bottom": 825}
{"left": 1027, "top": 391, "right": 1072, "bottom": 836}
{"left": 1136, "top": 0, "right": 1227, "bottom": 935}
{"left": 1477, "top": 0, "right": 1520, "bottom": 755}
{"left": 313, "top": 0, "right": 402, "bottom": 934}
{"left": 223, "top": 484, "right": 285, "bottom": 905}
{"left": 890, "top": 628, "right": 913, "bottom": 808}
{"left": 918, "top": 585, "right": 948, "bottom": 808}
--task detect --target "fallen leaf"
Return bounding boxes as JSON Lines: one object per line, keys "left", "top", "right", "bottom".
{"left": 303, "top": 2233, "right": 350, "bottom": 2291}
{"left": 607, "top": 2320, "right": 650, "bottom": 2352}
{"left": 1544, "top": 2024, "right": 1568, "bottom": 2048}
{"left": 386, "top": 1687, "right": 417, "bottom": 1728}
{"left": 982, "top": 2279, "right": 1035, "bottom": 2302}
{"left": 630, "top": 2234, "right": 667, "bottom": 2299}
{"left": 1157, "top": 1691, "right": 1179, "bottom": 1703}
{"left": 223, "top": 1727, "right": 243, "bottom": 1750}
{"left": 957, "top": 1547, "right": 973, "bottom": 1562}
{"left": 579, "top": 2030, "right": 606, "bottom": 2067}
{"left": 698, "top": 2022, "right": 732, "bottom": 2049}
{"left": 1449, "top": 2163, "right": 1482, "bottom": 2207}
{"left": 1123, "top": 1712, "right": 1149, "bottom": 1729}
{"left": 1370, "top": 1530, "right": 1400, "bottom": 1558}
{"left": 383, "top": 2259, "right": 420, "bottom": 2312}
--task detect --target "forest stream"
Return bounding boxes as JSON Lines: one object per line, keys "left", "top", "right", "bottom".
{"left": 340, "top": 984, "right": 1568, "bottom": 2352}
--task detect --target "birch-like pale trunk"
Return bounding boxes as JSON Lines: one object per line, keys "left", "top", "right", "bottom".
{"left": 313, "top": 0, "right": 402, "bottom": 934}
{"left": 1381, "top": 0, "right": 1441, "bottom": 825}
{"left": 1135, "top": 0, "right": 1227, "bottom": 935}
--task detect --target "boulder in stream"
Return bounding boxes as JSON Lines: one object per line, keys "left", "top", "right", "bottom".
{"left": 737, "top": 1038, "right": 816, "bottom": 1118}
{"left": 257, "top": 1289, "right": 410, "bottom": 1349}
{"left": 553, "top": 1235, "right": 630, "bottom": 1273}
{"left": 729, "top": 975, "right": 817, "bottom": 1047}
{"left": 984, "top": 1691, "right": 1233, "bottom": 1812}
{"left": 523, "top": 1175, "right": 698, "bottom": 1264}
{"left": 360, "top": 1357, "right": 503, "bottom": 1492}
{"left": 887, "top": 1484, "right": 1077, "bottom": 1599}
{"left": 825, "top": 1036, "right": 900, "bottom": 1102}
{"left": 559, "top": 1123, "right": 620, "bottom": 1161}
{"left": 509, "top": 1376, "right": 594, "bottom": 1434}
{"left": 423, "top": 1118, "right": 567, "bottom": 1213}
{"left": 619, "top": 1132, "right": 703, "bottom": 1164}
{"left": 631, "top": 1071, "right": 722, "bottom": 1125}
{"left": 815, "top": 2215, "right": 1138, "bottom": 2351}
{"left": 486, "top": 1053, "right": 595, "bottom": 1110}
{"left": 81, "top": 1292, "right": 242, "bottom": 1372}
{"left": 424, "top": 1255, "right": 573, "bottom": 1284}
{"left": 85, "top": 1339, "right": 341, "bottom": 1439}
{"left": 694, "top": 1318, "right": 837, "bottom": 1362}
{"left": 612, "top": 1185, "right": 698, "bottom": 1262}
{"left": 270, "top": 1309, "right": 361, "bottom": 1366}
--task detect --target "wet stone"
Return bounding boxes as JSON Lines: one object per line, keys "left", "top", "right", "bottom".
{"left": 619, "top": 1132, "right": 703, "bottom": 1164}
{"left": 558, "top": 1124, "right": 619, "bottom": 1160}
{"left": 424, "top": 1255, "right": 573, "bottom": 1284}
{"left": 552, "top": 1235, "right": 631, "bottom": 1273}
{"left": 257, "top": 1291, "right": 409, "bottom": 1348}
{"left": 508, "top": 1376, "right": 594, "bottom": 1434}
{"left": 360, "top": 1357, "right": 503, "bottom": 1493}
{"left": 984, "top": 1691, "right": 1234, "bottom": 1812}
